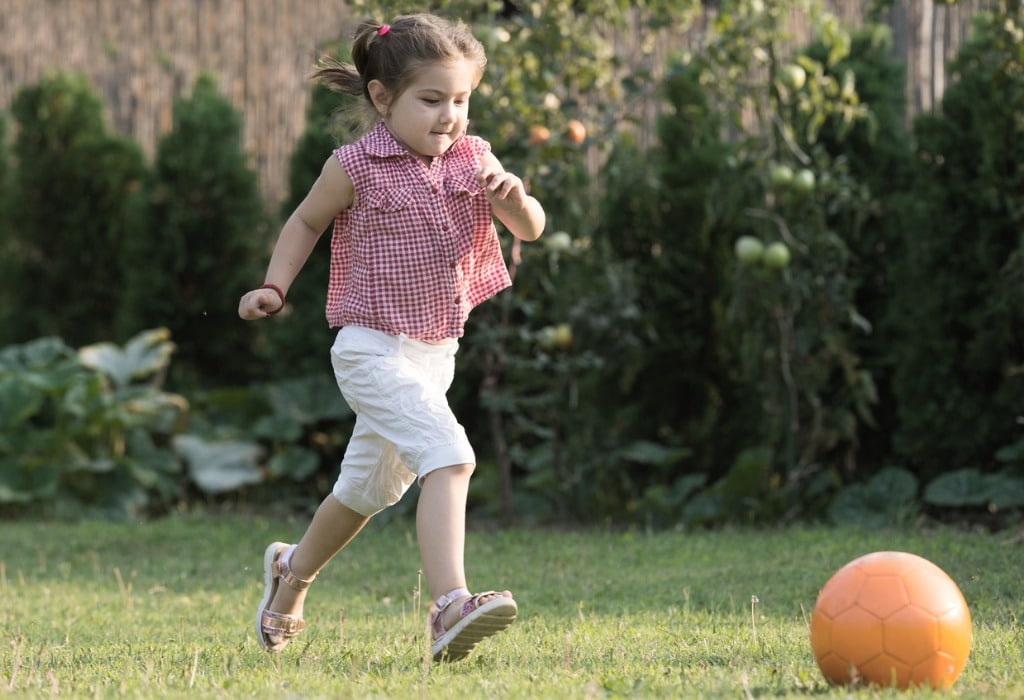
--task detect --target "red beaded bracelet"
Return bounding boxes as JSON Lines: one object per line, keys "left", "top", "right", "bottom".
{"left": 260, "top": 283, "right": 286, "bottom": 315}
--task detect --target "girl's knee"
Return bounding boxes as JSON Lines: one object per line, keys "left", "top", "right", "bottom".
{"left": 422, "top": 462, "right": 475, "bottom": 483}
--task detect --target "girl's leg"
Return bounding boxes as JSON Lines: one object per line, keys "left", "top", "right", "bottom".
{"left": 416, "top": 463, "right": 509, "bottom": 630}
{"left": 417, "top": 463, "right": 473, "bottom": 596}
{"left": 267, "top": 494, "right": 370, "bottom": 620}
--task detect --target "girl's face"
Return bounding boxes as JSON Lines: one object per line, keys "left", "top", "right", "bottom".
{"left": 371, "top": 58, "right": 477, "bottom": 162}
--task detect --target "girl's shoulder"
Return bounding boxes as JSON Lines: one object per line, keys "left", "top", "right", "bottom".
{"left": 332, "top": 127, "right": 396, "bottom": 185}
{"left": 456, "top": 133, "right": 491, "bottom": 159}
{"left": 338, "top": 123, "right": 403, "bottom": 159}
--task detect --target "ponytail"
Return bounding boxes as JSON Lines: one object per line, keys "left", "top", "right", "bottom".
{"left": 309, "top": 14, "right": 486, "bottom": 133}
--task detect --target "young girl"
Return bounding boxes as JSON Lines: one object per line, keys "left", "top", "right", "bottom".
{"left": 238, "top": 14, "right": 545, "bottom": 662}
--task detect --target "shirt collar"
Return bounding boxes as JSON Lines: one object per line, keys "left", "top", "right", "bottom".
{"left": 363, "top": 120, "right": 467, "bottom": 160}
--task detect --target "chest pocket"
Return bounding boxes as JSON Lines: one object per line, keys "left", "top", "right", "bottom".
{"left": 444, "top": 167, "right": 484, "bottom": 198}
{"left": 349, "top": 187, "right": 417, "bottom": 266}
{"left": 361, "top": 187, "right": 415, "bottom": 215}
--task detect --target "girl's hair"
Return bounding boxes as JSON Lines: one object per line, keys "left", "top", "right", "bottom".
{"left": 311, "top": 14, "right": 486, "bottom": 129}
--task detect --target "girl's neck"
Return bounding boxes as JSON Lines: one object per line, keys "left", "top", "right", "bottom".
{"left": 382, "top": 121, "right": 433, "bottom": 165}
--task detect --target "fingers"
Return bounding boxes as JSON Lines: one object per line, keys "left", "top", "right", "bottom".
{"left": 477, "top": 169, "right": 524, "bottom": 202}
{"left": 238, "top": 290, "right": 280, "bottom": 320}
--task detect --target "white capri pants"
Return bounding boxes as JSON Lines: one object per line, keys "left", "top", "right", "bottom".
{"left": 329, "top": 325, "right": 476, "bottom": 517}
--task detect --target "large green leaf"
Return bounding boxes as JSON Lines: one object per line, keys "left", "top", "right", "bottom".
{"left": 172, "top": 434, "right": 264, "bottom": 494}
{"left": 719, "top": 446, "right": 774, "bottom": 500}
{"left": 923, "top": 469, "right": 993, "bottom": 507}
{"left": 0, "top": 457, "right": 61, "bottom": 503}
{"left": 617, "top": 440, "right": 692, "bottom": 467}
{"left": 253, "top": 413, "right": 304, "bottom": 443}
{"left": 989, "top": 478, "right": 1024, "bottom": 510}
{"left": 924, "top": 469, "right": 1024, "bottom": 510}
{"left": 264, "top": 375, "right": 352, "bottom": 425}
{"left": 78, "top": 328, "right": 175, "bottom": 389}
{"left": 267, "top": 446, "right": 320, "bottom": 481}
{"left": 995, "top": 438, "right": 1024, "bottom": 465}
{"left": 828, "top": 467, "right": 919, "bottom": 527}
{"left": 0, "top": 375, "right": 44, "bottom": 432}
{"left": 0, "top": 336, "right": 73, "bottom": 372}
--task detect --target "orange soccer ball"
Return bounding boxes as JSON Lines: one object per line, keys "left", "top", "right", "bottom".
{"left": 810, "top": 551, "right": 972, "bottom": 690}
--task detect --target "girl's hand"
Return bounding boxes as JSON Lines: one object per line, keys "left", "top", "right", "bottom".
{"left": 477, "top": 167, "right": 529, "bottom": 210}
{"left": 477, "top": 152, "right": 546, "bottom": 242}
{"left": 238, "top": 287, "right": 284, "bottom": 320}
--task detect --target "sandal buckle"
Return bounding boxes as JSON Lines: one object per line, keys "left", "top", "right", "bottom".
{"left": 434, "top": 587, "right": 470, "bottom": 611}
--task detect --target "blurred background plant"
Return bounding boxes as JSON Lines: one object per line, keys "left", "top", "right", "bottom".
{"left": 0, "top": 0, "right": 1019, "bottom": 525}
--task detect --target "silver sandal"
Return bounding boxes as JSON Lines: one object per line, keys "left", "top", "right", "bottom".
{"left": 430, "top": 587, "right": 518, "bottom": 662}
{"left": 255, "top": 542, "right": 316, "bottom": 652}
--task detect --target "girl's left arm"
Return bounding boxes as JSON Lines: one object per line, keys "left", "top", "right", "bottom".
{"left": 477, "top": 152, "right": 546, "bottom": 241}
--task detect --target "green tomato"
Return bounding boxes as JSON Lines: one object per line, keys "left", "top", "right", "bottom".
{"left": 536, "top": 326, "right": 558, "bottom": 350}
{"left": 552, "top": 323, "right": 573, "bottom": 348}
{"left": 544, "top": 231, "right": 573, "bottom": 252}
{"left": 793, "top": 169, "right": 816, "bottom": 196}
{"left": 762, "top": 242, "right": 791, "bottom": 270}
{"left": 780, "top": 64, "right": 807, "bottom": 91}
{"left": 734, "top": 236, "right": 765, "bottom": 265}
{"left": 769, "top": 164, "right": 794, "bottom": 189}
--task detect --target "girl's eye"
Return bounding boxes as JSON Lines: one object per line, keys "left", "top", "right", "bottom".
{"left": 423, "top": 98, "right": 439, "bottom": 105}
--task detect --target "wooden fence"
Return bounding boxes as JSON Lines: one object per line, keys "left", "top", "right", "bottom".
{"left": 0, "top": 0, "right": 995, "bottom": 209}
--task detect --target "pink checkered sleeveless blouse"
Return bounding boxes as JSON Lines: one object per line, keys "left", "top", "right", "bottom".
{"left": 326, "top": 122, "right": 511, "bottom": 341}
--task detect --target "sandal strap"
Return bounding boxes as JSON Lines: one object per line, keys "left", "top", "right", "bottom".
{"left": 261, "top": 609, "right": 306, "bottom": 638}
{"left": 433, "top": 587, "right": 471, "bottom": 612}
{"left": 430, "top": 588, "right": 508, "bottom": 639}
{"left": 431, "top": 587, "right": 470, "bottom": 637}
{"left": 458, "top": 591, "right": 503, "bottom": 619}
{"left": 274, "top": 544, "right": 317, "bottom": 591}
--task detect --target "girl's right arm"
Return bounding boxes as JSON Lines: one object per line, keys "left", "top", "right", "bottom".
{"left": 238, "top": 156, "right": 354, "bottom": 320}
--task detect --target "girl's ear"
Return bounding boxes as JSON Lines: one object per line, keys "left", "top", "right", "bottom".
{"left": 367, "top": 80, "right": 390, "bottom": 117}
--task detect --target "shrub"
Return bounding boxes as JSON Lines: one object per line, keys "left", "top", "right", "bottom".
{"left": 590, "top": 3, "right": 886, "bottom": 525}
{"left": 0, "top": 113, "right": 11, "bottom": 322}
{"left": 0, "top": 329, "right": 188, "bottom": 519}
{"left": 804, "top": 23, "right": 913, "bottom": 471}
{"left": 181, "top": 373, "right": 355, "bottom": 513}
{"left": 885, "top": 4, "right": 1024, "bottom": 478}
{"left": 258, "top": 76, "right": 358, "bottom": 380}
{"left": 3, "top": 72, "right": 146, "bottom": 348}
{"left": 117, "top": 74, "right": 266, "bottom": 389}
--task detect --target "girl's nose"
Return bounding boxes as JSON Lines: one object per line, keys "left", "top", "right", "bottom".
{"left": 439, "top": 104, "right": 457, "bottom": 124}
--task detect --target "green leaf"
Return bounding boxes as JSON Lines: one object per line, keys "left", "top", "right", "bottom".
{"left": 988, "top": 476, "right": 1024, "bottom": 510}
{"left": 267, "top": 446, "right": 320, "bottom": 481}
{"left": 923, "top": 469, "right": 992, "bottom": 507}
{"left": 264, "top": 375, "right": 352, "bottom": 425}
{"left": 719, "top": 446, "right": 774, "bottom": 500}
{"left": 0, "top": 375, "right": 45, "bottom": 431}
{"left": 828, "top": 467, "right": 919, "bottom": 527}
{"left": 172, "top": 435, "right": 264, "bottom": 494}
{"left": 123, "top": 430, "right": 181, "bottom": 488}
{"left": 925, "top": 469, "right": 1024, "bottom": 510}
{"left": 253, "top": 413, "right": 304, "bottom": 443}
{"left": 995, "top": 438, "right": 1024, "bottom": 464}
{"left": 78, "top": 328, "right": 175, "bottom": 389}
{"left": 0, "top": 457, "right": 61, "bottom": 502}
{"left": 616, "top": 440, "right": 692, "bottom": 466}
{"left": 0, "top": 337, "right": 74, "bottom": 372}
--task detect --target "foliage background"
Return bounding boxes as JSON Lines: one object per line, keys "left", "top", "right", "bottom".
{"left": 0, "top": 0, "right": 1021, "bottom": 527}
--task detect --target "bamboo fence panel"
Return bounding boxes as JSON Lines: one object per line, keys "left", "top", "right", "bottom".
{"left": 0, "top": 1, "right": 997, "bottom": 209}
{"left": 0, "top": 0, "right": 350, "bottom": 208}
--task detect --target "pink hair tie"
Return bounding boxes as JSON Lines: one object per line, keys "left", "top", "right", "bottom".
{"left": 377, "top": 24, "right": 390, "bottom": 36}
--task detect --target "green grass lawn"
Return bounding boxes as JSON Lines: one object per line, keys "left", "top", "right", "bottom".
{"left": 1, "top": 512, "right": 1022, "bottom": 698}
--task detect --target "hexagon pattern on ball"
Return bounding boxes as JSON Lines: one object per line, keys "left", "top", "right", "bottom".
{"left": 809, "top": 551, "right": 972, "bottom": 689}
